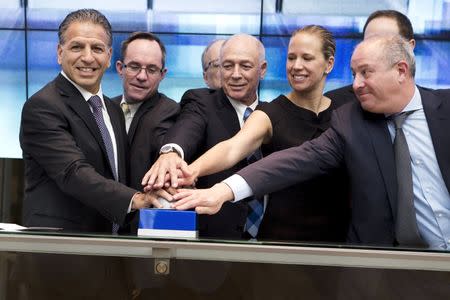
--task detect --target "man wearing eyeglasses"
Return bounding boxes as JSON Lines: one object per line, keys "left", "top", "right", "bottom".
{"left": 201, "top": 39, "right": 225, "bottom": 89}
{"left": 20, "top": 10, "right": 162, "bottom": 235}
{"left": 113, "top": 32, "right": 179, "bottom": 223}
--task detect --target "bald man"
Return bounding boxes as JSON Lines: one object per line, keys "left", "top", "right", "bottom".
{"left": 325, "top": 9, "right": 416, "bottom": 106}
{"left": 144, "top": 34, "right": 267, "bottom": 239}
{"left": 201, "top": 39, "right": 225, "bottom": 89}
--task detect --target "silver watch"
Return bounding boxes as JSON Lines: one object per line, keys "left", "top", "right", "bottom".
{"left": 159, "top": 145, "right": 180, "bottom": 156}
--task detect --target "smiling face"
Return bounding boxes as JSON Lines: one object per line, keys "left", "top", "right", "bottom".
{"left": 220, "top": 35, "right": 267, "bottom": 106}
{"left": 116, "top": 39, "right": 166, "bottom": 103}
{"left": 57, "top": 21, "right": 112, "bottom": 94}
{"left": 286, "top": 32, "right": 334, "bottom": 94}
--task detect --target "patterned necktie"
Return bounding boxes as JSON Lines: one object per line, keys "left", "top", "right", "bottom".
{"left": 243, "top": 107, "right": 265, "bottom": 238}
{"left": 120, "top": 102, "right": 131, "bottom": 133}
{"left": 392, "top": 111, "right": 425, "bottom": 246}
{"left": 88, "top": 95, "right": 117, "bottom": 180}
{"left": 121, "top": 102, "right": 130, "bottom": 115}
{"left": 88, "top": 95, "right": 120, "bottom": 234}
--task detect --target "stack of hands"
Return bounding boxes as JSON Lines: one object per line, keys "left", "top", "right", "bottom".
{"left": 138, "top": 153, "right": 231, "bottom": 215}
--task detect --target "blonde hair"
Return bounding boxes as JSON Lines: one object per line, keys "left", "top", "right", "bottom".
{"left": 291, "top": 25, "right": 336, "bottom": 60}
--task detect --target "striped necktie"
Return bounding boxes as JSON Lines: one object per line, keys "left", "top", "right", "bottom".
{"left": 243, "top": 107, "right": 265, "bottom": 238}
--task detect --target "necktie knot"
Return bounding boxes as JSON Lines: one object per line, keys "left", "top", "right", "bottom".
{"left": 243, "top": 107, "right": 253, "bottom": 122}
{"left": 88, "top": 95, "right": 103, "bottom": 109}
{"left": 121, "top": 102, "right": 130, "bottom": 115}
{"left": 392, "top": 110, "right": 415, "bottom": 130}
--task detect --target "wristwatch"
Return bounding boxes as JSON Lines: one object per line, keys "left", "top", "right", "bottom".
{"left": 159, "top": 144, "right": 181, "bottom": 156}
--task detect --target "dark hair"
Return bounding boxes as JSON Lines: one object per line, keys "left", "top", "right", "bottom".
{"left": 291, "top": 25, "right": 336, "bottom": 60}
{"left": 58, "top": 9, "right": 112, "bottom": 47}
{"left": 120, "top": 32, "right": 166, "bottom": 68}
{"left": 363, "top": 10, "right": 414, "bottom": 41}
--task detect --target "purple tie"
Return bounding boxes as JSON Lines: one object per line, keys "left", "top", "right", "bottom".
{"left": 88, "top": 95, "right": 117, "bottom": 180}
{"left": 88, "top": 96, "right": 120, "bottom": 233}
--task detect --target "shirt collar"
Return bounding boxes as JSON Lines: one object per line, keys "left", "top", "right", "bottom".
{"left": 226, "top": 94, "right": 259, "bottom": 118}
{"left": 402, "top": 85, "right": 422, "bottom": 112}
{"left": 61, "top": 71, "right": 104, "bottom": 103}
{"left": 120, "top": 96, "right": 143, "bottom": 115}
{"left": 385, "top": 85, "right": 422, "bottom": 118}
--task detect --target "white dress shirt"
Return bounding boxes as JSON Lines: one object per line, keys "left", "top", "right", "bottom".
{"left": 61, "top": 71, "right": 118, "bottom": 177}
{"left": 120, "top": 97, "right": 143, "bottom": 133}
{"left": 386, "top": 86, "right": 450, "bottom": 249}
{"left": 161, "top": 94, "right": 259, "bottom": 159}
{"left": 226, "top": 86, "right": 450, "bottom": 249}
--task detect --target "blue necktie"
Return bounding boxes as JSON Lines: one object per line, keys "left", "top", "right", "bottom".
{"left": 88, "top": 95, "right": 120, "bottom": 233}
{"left": 243, "top": 107, "right": 265, "bottom": 238}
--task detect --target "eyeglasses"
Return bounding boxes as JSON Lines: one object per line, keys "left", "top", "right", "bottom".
{"left": 122, "top": 63, "right": 163, "bottom": 76}
{"left": 204, "top": 59, "right": 220, "bottom": 72}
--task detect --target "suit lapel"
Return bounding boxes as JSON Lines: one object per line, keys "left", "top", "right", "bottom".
{"left": 364, "top": 109, "right": 397, "bottom": 216}
{"left": 56, "top": 75, "right": 107, "bottom": 151}
{"left": 421, "top": 88, "right": 450, "bottom": 191}
{"left": 55, "top": 74, "right": 113, "bottom": 176}
{"left": 215, "top": 89, "right": 241, "bottom": 137}
{"left": 127, "top": 94, "right": 159, "bottom": 142}
{"left": 105, "top": 97, "right": 127, "bottom": 182}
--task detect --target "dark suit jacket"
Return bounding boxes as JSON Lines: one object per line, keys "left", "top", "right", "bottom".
{"left": 163, "top": 88, "right": 250, "bottom": 239}
{"left": 20, "top": 74, "right": 137, "bottom": 233}
{"left": 324, "top": 84, "right": 356, "bottom": 108}
{"left": 238, "top": 86, "right": 450, "bottom": 246}
{"left": 112, "top": 93, "right": 179, "bottom": 191}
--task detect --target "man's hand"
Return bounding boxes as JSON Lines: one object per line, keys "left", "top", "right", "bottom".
{"left": 171, "top": 183, "right": 234, "bottom": 215}
{"left": 176, "top": 164, "right": 199, "bottom": 187}
{"left": 131, "top": 192, "right": 164, "bottom": 210}
{"left": 141, "top": 152, "right": 189, "bottom": 190}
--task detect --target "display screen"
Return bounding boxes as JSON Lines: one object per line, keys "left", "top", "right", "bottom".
{"left": 1, "top": 0, "right": 449, "bottom": 158}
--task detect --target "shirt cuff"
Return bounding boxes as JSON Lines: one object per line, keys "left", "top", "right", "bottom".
{"left": 128, "top": 192, "right": 142, "bottom": 213}
{"left": 127, "top": 199, "right": 133, "bottom": 214}
{"left": 222, "top": 174, "right": 254, "bottom": 202}
{"left": 161, "top": 143, "right": 185, "bottom": 160}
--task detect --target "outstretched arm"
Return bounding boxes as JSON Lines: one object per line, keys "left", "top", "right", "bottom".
{"left": 172, "top": 183, "right": 235, "bottom": 214}
{"left": 185, "top": 110, "right": 272, "bottom": 182}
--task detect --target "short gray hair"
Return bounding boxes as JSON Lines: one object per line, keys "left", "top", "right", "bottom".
{"left": 380, "top": 34, "right": 415, "bottom": 77}
{"left": 58, "top": 9, "right": 112, "bottom": 47}
{"left": 220, "top": 34, "right": 266, "bottom": 63}
{"left": 201, "top": 39, "right": 225, "bottom": 71}
{"left": 361, "top": 34, "right": 416, "bottom": 77}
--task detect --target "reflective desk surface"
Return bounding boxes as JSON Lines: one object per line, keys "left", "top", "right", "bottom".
{"left": 1, "top": 231, "right": 450, "bottom": 300}
{"left": 0, "top": 230, "right": 449, "bottom": 271}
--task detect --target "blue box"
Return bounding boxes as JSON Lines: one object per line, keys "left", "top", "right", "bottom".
{"left": 138, "top": 209, "right": 197, "bottom": 239}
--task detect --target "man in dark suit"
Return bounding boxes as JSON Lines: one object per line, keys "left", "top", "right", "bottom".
{"left": 19, "top": 9, "right": 160, "bottom": 233}
{"left": 172, "top": 35, "right": 450, "bottom": 250}
{"left": 143, "top": 33, "right": 267, "bottom": 239}
{"left": 325, "top": 10, "right": 416, "bottom": 106}
{"left": 113, "top": 32, "right": 179, "bottom": 193}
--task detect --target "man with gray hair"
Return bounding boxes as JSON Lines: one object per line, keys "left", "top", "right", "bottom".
{"left": 20, "top": 9, "right": 161, "bottom": 234}
{"left": 201, "top": 39, "right": 225, "bottom": 89}
{"left": 143, "top": 33, "right": 267, "bottom": 239}
{"left": 325, "top": 9, "right": 416, "bottom": 106}
{"left": 171, "top": 34, "right": 450, "bottom": 250}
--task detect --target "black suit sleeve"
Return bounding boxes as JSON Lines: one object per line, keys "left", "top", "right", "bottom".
{"left": 162, "top": 89, "right": 208, "bottom": 161}
{"left": 152, "top": 98, "right": 180, "bottom": 150}
{"left": 238, "top": 112, "right": 346, "bottom": 198}
{"left": 20, "top": 94, "right": 136, "bottom": 225}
